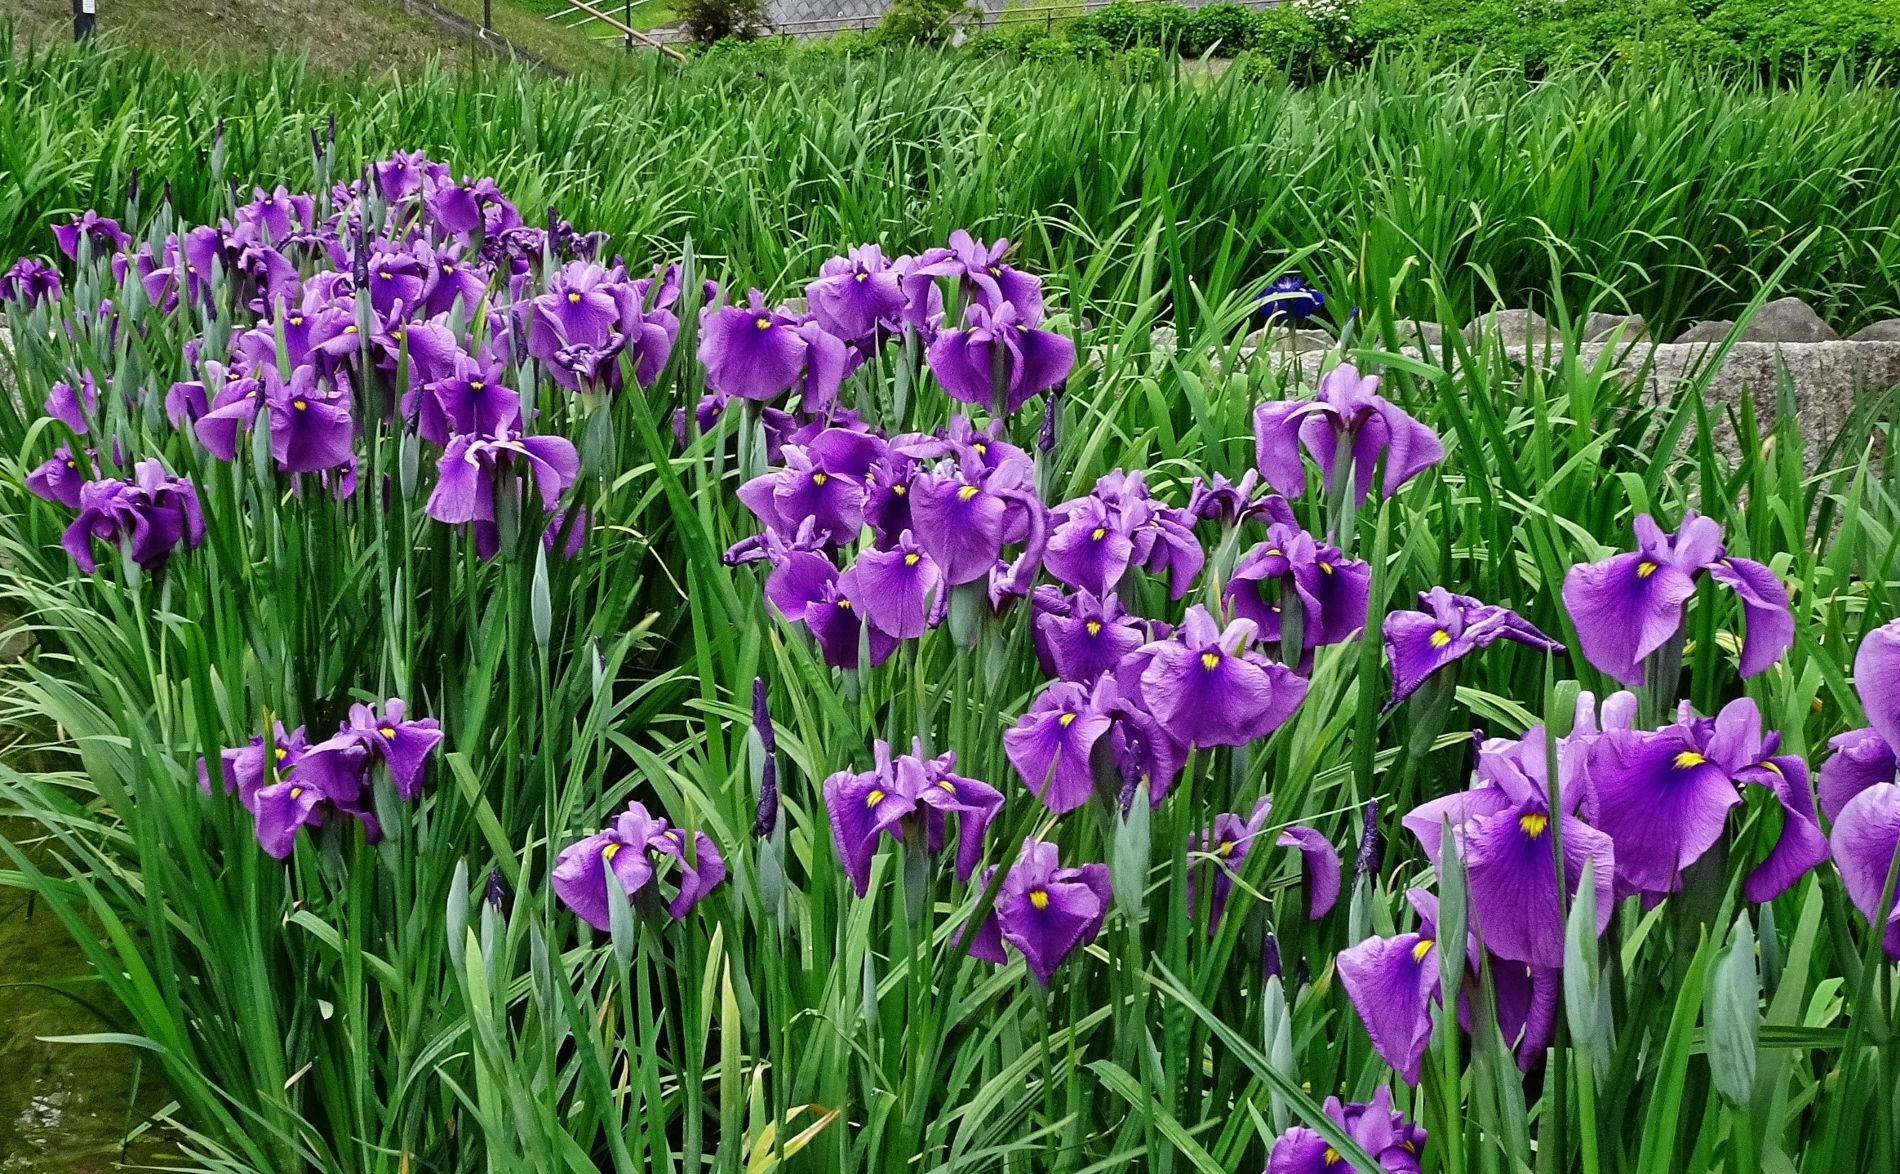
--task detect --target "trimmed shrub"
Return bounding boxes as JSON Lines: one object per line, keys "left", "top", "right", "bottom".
{"left": 675, "top": 0, "right": 770, "bottom": 43}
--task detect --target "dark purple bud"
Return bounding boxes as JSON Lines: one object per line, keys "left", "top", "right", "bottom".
{"left": 126, "top": 168, "right": 138, "bottom": 207}
{"left": 485, "top": 866, "right": 506, "bottom": 911}
{"left": 1263, "top": 928, "right": 1282, "bottom": 980}
{"left": 311, "top": 126, "right": 322, "bottom": 160}
{"left": 327, "top": 112, "right": 336, "bottom": 146}
{"left": 752, "top": 677, "right": 779, "bottom": 838}
{"left": 352, "top": 219, "right": 369, "bottom": 287}
{"left": 213, "top": 117, "right": 224, "bottom": 147}
{"left": 1354, "top": 797, "right": 1380, "bottom": 883}
{"left": 162, "top": 180, "right": 173, "bottom": 209}
{"left": 671, "top": 407, "right": 688, "bottom": 451}
{"left": 1038, "top": 388, "right": 1060, "bottom": 453}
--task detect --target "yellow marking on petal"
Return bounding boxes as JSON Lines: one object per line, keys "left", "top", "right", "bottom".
{"left": 289, "top": 787, "right": 303, "bottom": 799}
{"left": 1029, "top": 889, "right": 1050, "bottom": 909}
{"left": 567, "top": 291, "right": 582, "bottom": 304}
{"left": 274, "top": 747, "right": 288, "bottom": 760}
{"left": 379, "top": 727, "right": 397, "bottom": 739}
{"left": 866, "top": 789, "right": 886, "bottom": 807}
{"left": 1201, "top": 651, "right": 1221, "bottom": 670}
{"left": 836, "top": 598, "right": 852, "bottom": 610}
{"left": 344, "top": 324, "right": 358, "bottom": 334}
{"left": 989, "top": 266, "right": 1002, "bottom": 276}
{"left": 442, "top": 264, "right": 454, "bottom": 274}
{"left": 471, "top": 380, "right": 484, "bottom": 391}
{"left": 893, "top": 484, "right": 906, "bottom": 495}
{"left": 1675, "top": 751, "right": 1707, "bottom": 769}
{"left": 1092, "top": 526, "right": 1107, "bottom": 541}
{"left": 602, "top": 843, "right": 620, "bottom": 862}
{"left": 1324, "top": 1148, "right": 1340, "bottom": 1166}
{"left": 1430, "top": 629, "right": 1452, "bottom": 648}
{"left": 379, "top": 270, "right": 393, "bottom": 281}
{"left": 1413, "top": 937, "right": 1435, "bottom": 963}
{"left": 1086, "top": 620, "right": 1102, "bottom": 636}
{"left": 1519, "top": 812, "right": 1549, "bottom": 837}
{"left": 855, "top": 272, "right": 867, "bottom": 282}
{"left": 1265, "top": 548, "right": 1283, "bottom": 557}
{"left": 938, "top": 779, "right": 956, "bottom": 793}
{"left": 289, "top": 315, "right": 304, "bottom": 327}
{"left": 1218, "top": 840, "right": 1235, "bottom": 857}
{"left": 1058, "top": 712, "right": 1077, "bottom": 727}
{"left": 1637, "top": 560, "right": 1658, "bottom": 578}
{"left": 292, "top": 399, "right": 308, "bottom": 411}
{"left": 974, "top": 442, "right": 988, "bottom": 455}
{"left": 812, "top": 471, "right": 829, "bottom": 486}
{"left": 905, "top": 552, "right": 921, "bottom": 566}
{"left": 1318, "top": 562, "right": 1334, "bottom": 574}
{"left": 65, "top": 459, "right": 76, "bottom": 469}
{"left": 1762, "top": 759, "right": 1783, "bottom": 776}
{"left": 957, "top": 485, "right": 980, "bottom": 501}
{"left": 755, "top": 316, "right": 772, "bottom": 330}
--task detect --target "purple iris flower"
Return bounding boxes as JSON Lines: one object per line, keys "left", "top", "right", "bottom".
{"left": 1004, "top": 676, "right": 1120, "bottom": 813}
{"left": 1341, "top": 888, "right": 1558, "bottom": 1084}
{"left": 1, "top": 256, "right": 61, "bottom": 306}
{"left": 1383, "top": 587, "right": 1563, "bottom": 709}
{"left": 1265, "top": 1087, "right": 1424, "bottom": 1174}
{"left": 195, "top": 376, "right": 263, "bottom": 460}
{"left": 926, "top": 301, "right": 1074, "bottom": 415}
{"left": 1253, "top": 364, "right": 1444, "bottom": 505}
{"left": 423, "top": 174, "right": 509, "bottom": 236}
{"left": 962, "top": 838, "right": 1110, "bottom": 985}
{"left": 698, "top": 290, "right": 812, "bottom": 402}
{"left": 1256, "top": 273, "right": 1326, "bottom": 324}
{"left": 264, "top": 365, "right": 355, "bottom": 475}
{"left": 425, "top": 425, "right": 580, "bottom": 525}
{"left": 61, "top": 460, "right": 204, "bottom": 573}
{"left": 51, "top": 210, "right": 130, "bottom": 261}
{"left": 1820, "top": 620, "right": 1900, "bottom": 824}
{"left": 1587, "top": 696, "right": 1825, "bottom": 901}
{"left": 200, "top": 721, "right": 306, "bottom": 806}
{"left": 909, "top": 450, "right": 1046, "bottom": 588}
{"left": 806, "top": 577, "right": 900, "bottom": 670}
{"left": 365, "top": 247, "right": 432, "bottom": 319}
{"left": 337, "top": 699, "right": 444, "bottom": 800}
{"left": 1186, "top": 470, "right": 1270, "bottom": 526}
{"left": 413, "top": 353, "right": 522, "bottom": 446}
{"left": 1562, "top": 511, "right": 1791, "bottom": 687}
{"left": 1045, "top": 470, "right": 1204, "bottom": 600}
{"left": 1402, "top": 725, "right": 1615, "bottom": 967}
{"left": 166, "top": 368, "right": 214, "bottom": 430}
{"left": 893, "top": 247, "right": 956, "bottom": 330}
{"left": 1037, "top": 589, "right": 1149, "bottom": 683}
{"left": 947, "top": 230, "right": 1045, "bottom": 324}
{"left": 838, "top": 532, "right": 942, "bottom": 640}
{"left": 736, "top": 432, "right": 876, "bottom": 546}
{"left": 822, "top": 739, "right": 1004, "bottom": 898}
{"left": 374, "top": 150, "right": 433, "bottom": 202}
{"left": 26, "top": 445, "right": 89, "bottom": 508}
{"left": 1830, "top": 783, "right": 1900, "bottom": 959}
{"left": 423, "top": 241, "right": 492, "bottom": 318}
{"left": 552, "top": 801, "right": 727, "bottom": 929}
{"left": 372, "top": 316, "right": 463, "bottom": 393}
{"left": 44, "top": 375, "right": 96, "bottom": 435}
{"left": 1226, "top": 506, "right": 1370, "bottom": 670}
{"left": 239, "top": 185, "right": 316, "bottom": 245}
{"left": 526, "top": 262, "right": 622, "bottom": 391}
{"left": 1126, "top": 606, "right": 1308, "bottom": 749}
{"left": 1190, "top": 797, "right": 1340, "bottom": 929}
{"left": 249, "top": 733, "right": 378, "bottom": 859}
{"left": 806, "top": 244, "right": 907, "bottom": 343}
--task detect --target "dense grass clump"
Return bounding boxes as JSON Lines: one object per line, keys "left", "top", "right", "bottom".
{"left": 2, "top": 35, "right": 1899, "bottom": 334}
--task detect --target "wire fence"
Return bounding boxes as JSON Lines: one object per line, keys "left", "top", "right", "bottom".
{"left": 555, "top": 0, "right": 1280, "bottom": 46}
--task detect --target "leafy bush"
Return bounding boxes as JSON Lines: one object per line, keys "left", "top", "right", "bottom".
{"left": 1192, "top": 2, "right": 1258, "bottom": 55}
{"left": 1021, "top": 33, "right": 1075, "bottom": 60}
{"left": 675, "top": 0, "right": 770, "bottom": 43}
{"left": 876, "top": 0, "right": 983, "bottom": 45}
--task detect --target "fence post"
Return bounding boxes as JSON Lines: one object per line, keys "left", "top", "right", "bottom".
{"left": 72, "top": 0, "right": 95, "bottom": 40}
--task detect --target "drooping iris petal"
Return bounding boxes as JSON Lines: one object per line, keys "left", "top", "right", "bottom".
{"left": 1856, "top": 620, "right": 1900, "bottom": 749}
{"left": 992, "top": 839, "right": 1109, "bottom": 985}
{"left": 909, "top": 470, "right": 1011, "bottom": 586}
{"left": 840, "top": 535, "right": 940, "bottom": 640}
{"left": 699, "top": 290, "right": 807, "bottom": 401}
{"left": 1038, "top": 590, "right": 1146, "bottom": 683}
{"left": 1044, "top": 496, "right": 1136, "bottom": 597}
{"left": 1139, "top": 608, "right": 1307, "bottom": 748}
{"left": 1820, "top": 727, "right": 1896, "bottom": 824}
{"left": 1004, "top": 678, "right": 1115, "bottom": 814}
{"left": 1384, "top": 587, "right": 1563, "bottom": 709}
{"left": 1462, "top": 800, "right": 1614, "bottom": 968}
{"left": 1738, "top": 754, "right": 1829, "bottom": 903}
{"left": 1338, "top": 932, "right": 1438, "bottom": 1084}
{"left": 1706, "top": 556, "right": 1795, "bottom": 678}
{"left": 1829, "top": 782, "right": 1900, "bottom": 959}
{"left": 1589, "top": 720, "right": 1741, "bottom": 895}
{"left": 1562, "top": 550, "right": 1696, "bottom": 687}
{"left": 1278, "top": 825, "right": 1342, "bottom": 918}
{"left": 1252, "top": 365, "right": 1443, "bottom": 506}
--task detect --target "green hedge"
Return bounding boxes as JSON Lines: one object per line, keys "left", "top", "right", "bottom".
{"left": 950, "top": 0, "right": 1900, "bottom": 79}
